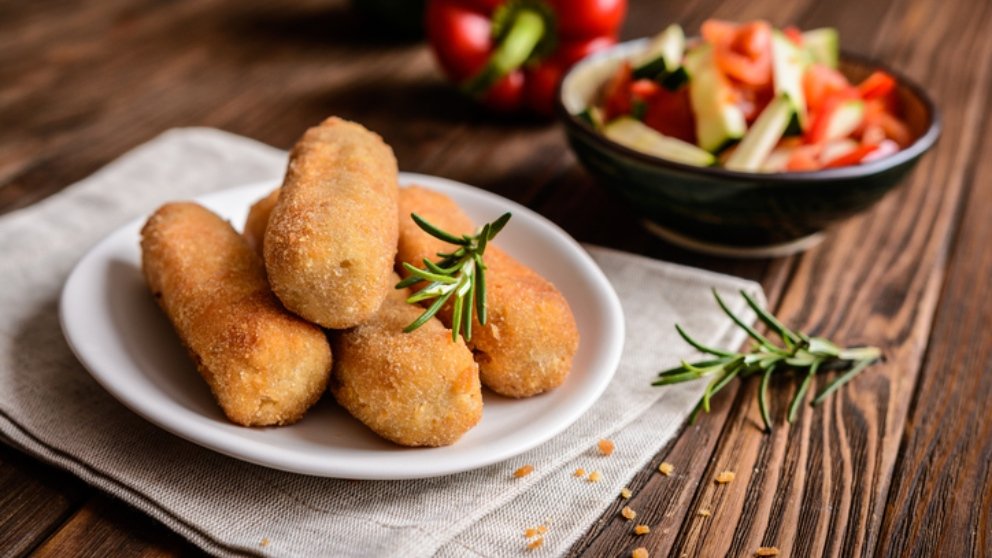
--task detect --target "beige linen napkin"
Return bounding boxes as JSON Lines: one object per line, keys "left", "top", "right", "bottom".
{"left": 0, "top": 129, "right": 763, "bottom": 557}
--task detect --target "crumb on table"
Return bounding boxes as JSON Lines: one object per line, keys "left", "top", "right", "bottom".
{"left": 755, "top": 547, "right": 780, "bottom": 556}
{"left": 574, "top": 468, "right": 586, "bottom": 477}
{"left": 621, "top": 506, "right": 637, "bottom": 520}
{"left": 524, "top": 524, "right": 549, "bottom": 538}
{"left": 598, "top": 439, "right": 615, "bottom": 456}
{"left": 527, "top": 537, "right": 544, "bottom": 550}
{"left": 658, "top": 462, "right": 674, "bottom": 476}
{"left": 514, "top": 464, "right": 535, "bottom": 478}
{"left": 715, "top": 471, "right": 736, "bottom": 484}
{"left": 259, "top": 537, "right": 270, "bottom": 547}
{"left": 620, "top": 487, "right": 632, "bottom": 499}
{"left": 697, "top": 509, "right": 712, "bottom": 518}
{"left": 632, "top": 547, "right": 649, "bottom": 558}
{"left": 634, "top": 524, "right": 650, "bottom": 535}
{"left": 587, "top": 470, "right": 602, "bottom": 482}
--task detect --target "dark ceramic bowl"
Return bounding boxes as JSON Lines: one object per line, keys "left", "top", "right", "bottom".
{"left": 557, "top": 39, "right": 941, "bottom": 257}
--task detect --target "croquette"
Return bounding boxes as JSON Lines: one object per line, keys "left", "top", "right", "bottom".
{"left": 264, "top": 117, "right": 399, "bottom": 329}
{"left": 140, "top": 202, "right": 333, "bottom": 426}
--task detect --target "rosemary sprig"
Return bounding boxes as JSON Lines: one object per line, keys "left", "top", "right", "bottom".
{"left": 397, "top": 212, "right": 512, "bottom": 342}
{"left": 654, "top": 289, "right": 882, "bottom": 433}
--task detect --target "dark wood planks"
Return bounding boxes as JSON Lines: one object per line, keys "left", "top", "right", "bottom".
{"left": 31, "top": 496, "right": 204, "bottom": 558}
{"left": 0, "top": 445, "right": 86, "bottom": 556}
{"left": 566, "top": 0, "right": 992, "bottom": 556}
{"left": 874, "top": 58, "right": 992, "bottom": 558}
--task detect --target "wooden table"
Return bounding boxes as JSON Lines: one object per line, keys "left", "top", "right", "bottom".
{"left": 2, "top": 0, "right": 989, "bottom": 556}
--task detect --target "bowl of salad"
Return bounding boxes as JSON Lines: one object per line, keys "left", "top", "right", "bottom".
{"left": 557, "top": 20, "right": 940, "bottom": 257}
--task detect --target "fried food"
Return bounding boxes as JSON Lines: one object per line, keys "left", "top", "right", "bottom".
{"left": 330, "top": 277, "right": 483, "bottom": 447}
{"left": 141, "top": 202, "right": 333, "bottom": 426}
{"left": 243, "top": 188, "right": 279, "bottom": 256}
{"left": 396, "top": 186, "right": 580, "bottom": 398}
{"left": 264, "top": 117, "right": 399, "bottom": 329}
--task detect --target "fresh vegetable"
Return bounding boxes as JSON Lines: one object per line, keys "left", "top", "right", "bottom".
{"left": 632, "top": 24, "right": 689, "bottom": 89}
{"left": 653, "top": 289, "right": 882, "bottom": 433}
{"left": 686, "top": 45, "right": 748, "bottom": 152}
{"left": 802, "top": 27, "right": 839, "bottom": 68}
{"left": 582, "top": 20, "right": 911, "bottom": 171}
{"left": 397, "top": 211, "right": 512, "bottom": 342}
{"left": 425, "top": 0, "right": 627, "bottom": 115}
{"left": 725, "top": 96, "right": 793, "bottom": 171}
{"left": 770, "top": 30, "right": 809, "bottom": 129}
{"left": 604, "top": 117, "right": 715, "bottom": 166}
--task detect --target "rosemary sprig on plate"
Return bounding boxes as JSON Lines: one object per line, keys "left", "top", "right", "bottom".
{"left": 654, "top": 289, "right": 882, "bottom": 432}
{"left": 397, "top": 212, "right": 512, "bottom": 342}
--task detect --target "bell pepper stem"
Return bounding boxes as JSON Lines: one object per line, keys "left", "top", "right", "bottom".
{"left": 461, "top": 9, "right": 546, "bottom": 96}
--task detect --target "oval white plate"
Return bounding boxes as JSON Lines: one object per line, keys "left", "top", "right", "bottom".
{"left": 60, "top": 173, "right": 624, "bottom": 479}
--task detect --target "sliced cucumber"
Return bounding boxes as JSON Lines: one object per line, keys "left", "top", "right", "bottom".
{"left": 822, "top": 99, "right": 865, "bottom": 142}
{"left": 771, "top": 30, "right": 809, "bottom": 131}
{"left": 577, "top": 106, "right": 605, "bottom": 130}
{"left": 604, "top": 117, "right": 716, "bottom": 167}
{"left": 802, "top": 27, "right": 839, "bottom": 68}
{"left": 686, "top": 45, "right": 747, "bottom": 153}
{"left": 725, "top": 96, "right": 794, "bottom": 172}
{"left": 632, "top": 24, "right": 687, "bottom": 89}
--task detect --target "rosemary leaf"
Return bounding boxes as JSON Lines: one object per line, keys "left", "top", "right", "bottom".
{"left": 788, "top": 360, "right": 820, "bottom": 423}
{"left": 654, "top": 290, "right": 883, "bottom": 433}
{"left": 713, "top": 289, "right": 786, "bottom": 354}
{"left": 675, "top": 324, "right": 736, "bottom": 357}
{"left": 813, "top": 358, "right": 875, "bottom": 405}
{"left": 399, "top": 212, "right": 511, "bottom": 342}
{"left": 759, "top": 365, "right": 775, "bottom": 432}
{"left": 411, "top": 213, "right": 471, "bottom": 245}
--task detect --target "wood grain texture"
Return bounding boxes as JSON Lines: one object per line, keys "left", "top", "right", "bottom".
{"left": 874, "top": 65, "right": 992, "bottom": 558}
{"left": 0, "top": 445, "right": 85, "bottom": 556}
{"left": 31, "top": 496, "right": 204, "bottom": 558}
{"left": 0, "top": 0, "right": 988, "bottom": 556}
{"left": 568, "top": 0, "right": 992, "bottom": 555}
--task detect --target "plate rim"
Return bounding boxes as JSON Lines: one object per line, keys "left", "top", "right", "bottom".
{"left": 59, "top": 173, "right": 625, "bottom": 479}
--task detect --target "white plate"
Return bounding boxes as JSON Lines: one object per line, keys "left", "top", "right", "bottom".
{"left": 59, "top": 173, "right": 624, "bottom": 479}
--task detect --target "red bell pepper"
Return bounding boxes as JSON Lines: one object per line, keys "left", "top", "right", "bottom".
{"left": 425, "top": 0, "right": 627, "bottom": 115}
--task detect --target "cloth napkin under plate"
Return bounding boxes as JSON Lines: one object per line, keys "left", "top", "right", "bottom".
{"left": 0, "top": 128, "right": 763, "bottom": 557}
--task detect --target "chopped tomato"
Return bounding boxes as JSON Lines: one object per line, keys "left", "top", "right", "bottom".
{"left": 861, "top": 99, "right": 911, "bottom": 146}
{"left": 858, "top": 71, "right": 896, "bottom": 100}
{"left": 805, "top": 95, "right": 839, "bottom": 144}
{"left": 783, "top": 26, "right": 803, "bottom": 45}
{"left": 858, "top": 70, "right": 900, "bottom": 113}
{"left": 630, "top": 79, "right": 661, "bottom": 100}
{"left": 731, "top": 21, "right": 772, "bottom": 58}
{"left": 860, "top": 123, "right": 886, "bottom": 146}
{"left": 733, "top": 81, "right": 774, "bottom": 122}
{"left": 714, "top": 21, "right": 772, "bottom": 86}
{"left": 701, "top": 19, "right": 738, "bottom": 46}
{"left": 602, "top": 62, "right": 633, "bottom": 120}
{"left": 824, "top": 143, "right": 878, "bottom": 168}
{"left": 642, "top": 85, "right": 696, "bottom": 143}
{"left": 786, "top": 146, "right": 822, "bottom": 171}
{"left": 874, "top": 111, "right": 912, "bottom": 147}
{"left": 803, "top": 64, "right": 852, "bottom": 114}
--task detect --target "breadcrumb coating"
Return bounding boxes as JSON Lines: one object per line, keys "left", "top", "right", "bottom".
{"left": 244, "top": 188, "right": 279, "bottom": 256}
{"left": 140, "top": 202, "right": 333, "bottom": 426}
{"left": 329, "top": 278, "right": 482, "bottom": 447}
{"left": 395, "top": 186, "right": 579, "bottom": 398}
{"left": 264, "top": 117, "right": 399, "bottom": 329}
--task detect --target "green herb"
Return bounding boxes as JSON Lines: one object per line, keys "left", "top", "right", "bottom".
{"left": 654, "top": 289, "right": 882, "bottom": 432}
{"left": 397, "top": 212, "right": 512, "bottom": 342}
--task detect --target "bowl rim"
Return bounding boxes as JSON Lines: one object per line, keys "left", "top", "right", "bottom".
{"left": 556, "top": 36, "right": 942, "bottom": 183}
